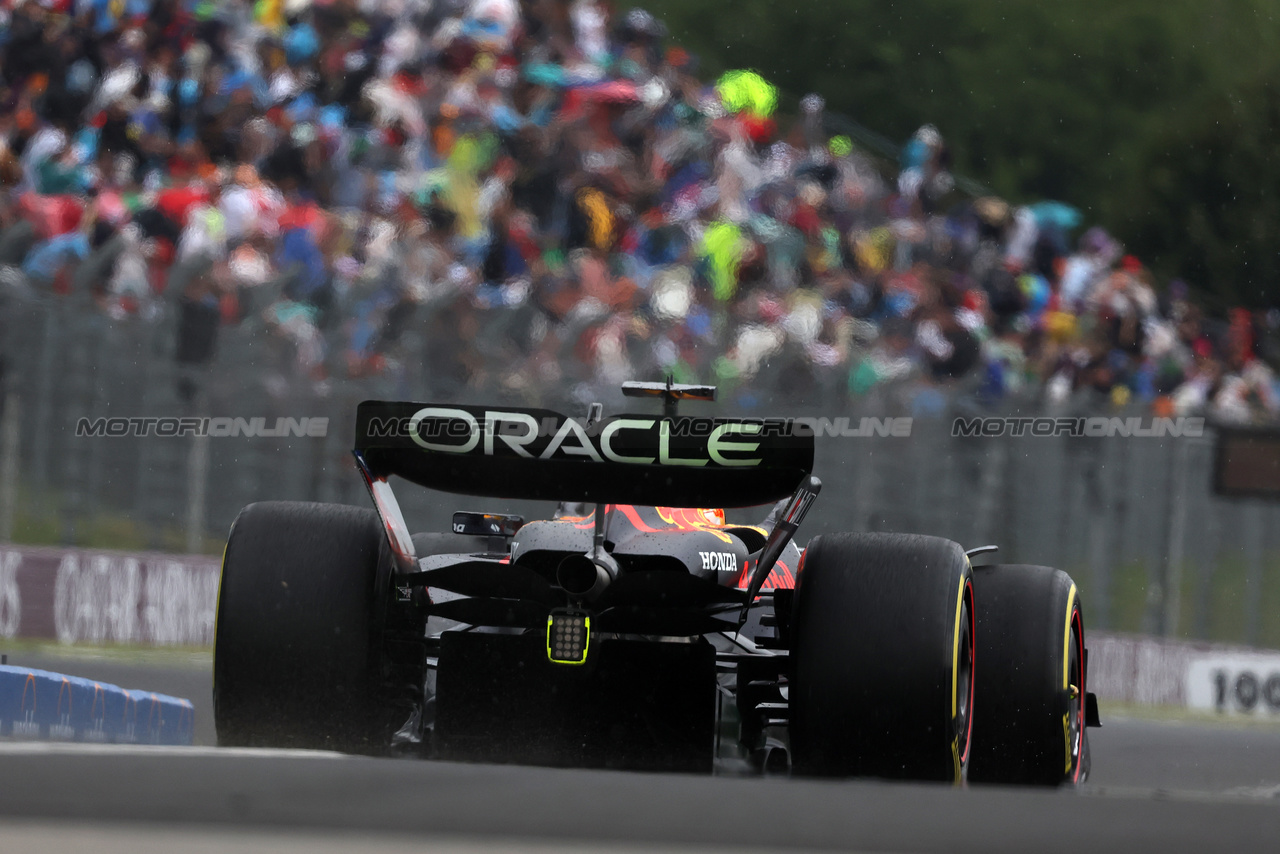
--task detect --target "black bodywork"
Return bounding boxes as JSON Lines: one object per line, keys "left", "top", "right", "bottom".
{"left": 354, "top": 396, "right": 811, "bottom": 772}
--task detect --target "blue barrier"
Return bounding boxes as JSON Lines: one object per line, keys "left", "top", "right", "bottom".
{"left": 0, "top": 665, "right": 194, "bottom": 745}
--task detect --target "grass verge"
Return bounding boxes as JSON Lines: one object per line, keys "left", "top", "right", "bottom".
{"left": 1100, "top": 700, "right": 1280, "bottom": 730}
{"left": 0, "top": 639, "right": 211, "bottom": 669}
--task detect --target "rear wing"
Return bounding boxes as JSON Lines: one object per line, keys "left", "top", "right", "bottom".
{"left": 353, "top": 400, "right": 814, "bottom": 508}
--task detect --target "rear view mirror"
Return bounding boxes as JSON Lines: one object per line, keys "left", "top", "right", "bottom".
{"left": 453, "top": 511, "right": 525, "bottom": 538}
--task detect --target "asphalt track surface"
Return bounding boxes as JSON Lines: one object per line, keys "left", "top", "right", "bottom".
{"left": 2, "top": 653, "right": 1279, "bottom": 853}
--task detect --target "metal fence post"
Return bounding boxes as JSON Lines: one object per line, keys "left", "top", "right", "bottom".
{"left": 1138, "top": 441, "right": 1164, "bottom": 635}
{"left": 0, "top": 391, "right": 18, "bottom": 541}
{"left": 1192, "top": 442, "right": 1221, "bottom": 640}
{"left": 1161, "top": 439, "right": 1190, "bottom": 637}
{"left": 974, "top": 438, "right": 1005, "bottom": 548}
{"left": 1244, "top": 501, "right": 1265, "bottom": 646}
{"left": 186, "top": 433, "right": 211, "bottom": 555}
{"left": 1086, "top": 437, "right": 1115, "bottom": 630}
{"left": 28, "top": 301, "right": 57, "bottom": 505}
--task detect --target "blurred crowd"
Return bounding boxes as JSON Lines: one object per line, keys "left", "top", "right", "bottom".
{"left": 1, "top": 0, "right": 1278, "bottom": 422}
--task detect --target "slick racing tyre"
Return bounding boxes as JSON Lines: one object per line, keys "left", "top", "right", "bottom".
{"left": 214, "top": 501, "right": 400, "bottom": 754}
{"left": 790, "top": 533, "right": 974, "bottom": 782}
{"left": 969, "top": 564, "right": 1088, "bottom": 786}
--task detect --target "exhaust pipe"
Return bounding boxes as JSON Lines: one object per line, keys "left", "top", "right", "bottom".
{"left": 557, "top": 501, "right": 619, "bottom": 601}
{"left": 557, "top": 551, "right": 616, "bottom": 600}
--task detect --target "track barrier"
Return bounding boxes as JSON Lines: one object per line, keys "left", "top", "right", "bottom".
{"left": 1090, "top": 631, "right": 1280, "bottom": 718}
{"left": 0, "top": 664, "right": 193, "bottom": 745}
{"left": 0, "top": 544, "right": 219, "bottom": 646}
{"left": 2, "top": 541, "right": 1279, "bottom": 720}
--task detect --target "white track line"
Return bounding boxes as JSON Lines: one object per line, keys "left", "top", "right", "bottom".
{"left": 0, "top": 822, "right": 841, "bottom": 854}
{"left": 0, "top": 742, "right": 345, "bottom": 759}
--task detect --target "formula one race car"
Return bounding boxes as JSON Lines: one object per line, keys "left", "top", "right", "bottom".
{"left": 213, "top": 382, "right": 1099, "bottom": 785}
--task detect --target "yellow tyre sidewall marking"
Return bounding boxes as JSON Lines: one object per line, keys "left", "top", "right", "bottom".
{"left": 1062, "top": 583, "right": 1077, "bottom": 774}
{"left": 950, "top": 566, "right": 969, "bottom": 782}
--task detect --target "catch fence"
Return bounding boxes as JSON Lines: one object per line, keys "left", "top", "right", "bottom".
{"left": 2, "top": 295, "right": 1278, "bottom": 646}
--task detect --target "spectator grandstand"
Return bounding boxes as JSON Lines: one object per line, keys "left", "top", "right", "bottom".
{"left": 0, "top": 0, "right": 1277, "bottom": 422}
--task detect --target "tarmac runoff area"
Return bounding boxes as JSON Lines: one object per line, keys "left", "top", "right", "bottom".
{"left": 0, "top": 646, "right": 1277, "bottom": 853}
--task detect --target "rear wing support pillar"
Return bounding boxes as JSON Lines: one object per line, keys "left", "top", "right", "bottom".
{"left": 741, "top": 475, "right": 822, "bottom": 618}
{"left": 354, "top": 451, "right": 418, "bottom": 573}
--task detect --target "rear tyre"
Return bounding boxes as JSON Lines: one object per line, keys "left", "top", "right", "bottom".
{"left": 790, "top": 533, "right": 974, "bottom": 782}
{"left": 969, "top": 564, "right": 1087, "bottom": 786}
{"left": 214, "top": 501, "right": 400, "bottom": 753}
